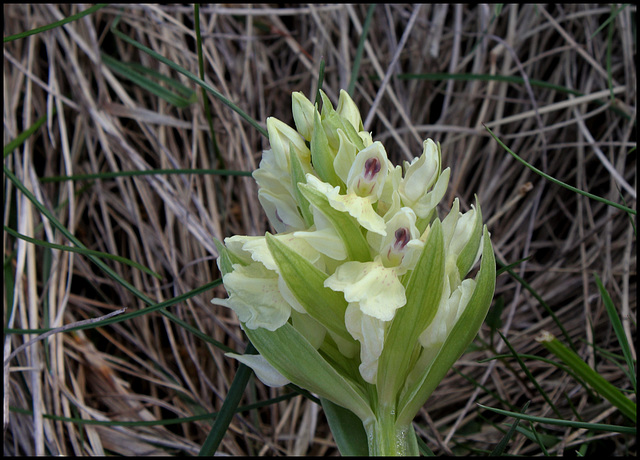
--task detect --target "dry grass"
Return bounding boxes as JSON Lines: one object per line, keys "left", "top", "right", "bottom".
{"left": 3, "top": 4, "right": 636, "bottom": 456}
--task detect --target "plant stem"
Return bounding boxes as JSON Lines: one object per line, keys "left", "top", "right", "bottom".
{"left": 363, "top": 404, "right": 419, "bottom": 456}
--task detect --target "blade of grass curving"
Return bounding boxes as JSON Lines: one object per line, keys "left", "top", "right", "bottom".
{"left": 590, "top": 4, "right": 630, "bottom": 39}
{"left": 6, "top": 278, "right": 218, "bottom": 335}
{"left": 110, "top": 14, "right": 268, "bottom": 139}
{"left": 4, "top": 106, "right": 57, "bottom": 158}
{"left": 5, "top": 165, "right": 228, "bottom": 349}
{"left": 499, "top": 332, "right": 562, "bottom": 418}
{"left": 3, "top": 4, "right": 107, "bottom": 43}
{"left": 478, "top": 404, "right": 636, "bottom": 434}
{"left": 480, "top": 352, "right": 597, "bottom": 401}
{"left": 4, "top": 308, "right": 127, "bottom": 368}
{"left": 594, "top": 273, "right": 636, "bottom": 392}
{"left": 536, "top": 331, "right": 637, "bottom": 423}
{"left": 102, "top": 53, "right": 196, "bottom": 108}
{"left": 194, "top": 4, "right": 224, "bottom": 168}
{"left": 490, "top": 400, "right": 530, "bottom": 456}
{"left": 10, "top": 391, "right": 299, "bottom": 428}
{"left": 39, "top": 168, "right": 252, "bottom": 183}
{"left": 519, "top": 422, "right": 554, "bottom": 454}
{"left": 5, "top": 226, "right": 162, "bottom": 280}
{"left": 347, "top": 4, "right": 376, "bottom": 96}
{"left": 485, "top": 125, "right": 636, "bottom": 215}
{"left": 496, "top": 256, "right": 530, "bottom": 276}
{"left": 198, "top": 341, "right": 258, "bottom": 456}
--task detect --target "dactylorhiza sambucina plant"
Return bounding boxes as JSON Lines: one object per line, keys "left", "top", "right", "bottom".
{"left": 212, "top": 89, "right": 496, "bottom": 456}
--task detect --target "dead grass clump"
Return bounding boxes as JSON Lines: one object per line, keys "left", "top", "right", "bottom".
{"left": 4, "top": 4, "right": 635, "bottom": 456}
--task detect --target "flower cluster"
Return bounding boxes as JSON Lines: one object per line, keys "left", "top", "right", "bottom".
{"left": 212, "top": 89, "right": 495, "bottom": 455}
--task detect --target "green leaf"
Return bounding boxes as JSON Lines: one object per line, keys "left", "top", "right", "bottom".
{"left": 320, "top": 397, "right": 369, "bottom": 456}
{"left": 310, "top": 109, "right": 341, "bottom": 187}
{"left": 289, "top": 145, "right": 314, "bottom": 226}
{"left": 264, "top": 233, "right": 353, "bottom": 343}
{"left": 298, "top": 182, "right": 372, "bottom": 262}
{"left": 536, "top": 331, "right": 637, "bottom": 424}
{"left": 397, "top": 225, "right": 495, "bottom": 425}
{"left": 244, "top": 322, "right": 374, "bottom": 422}
{"left": 377, "top": 219, "right": 445, "bottom": 407}
{"left": 456, "top": 197, "right": 483, "bottom": 279}
{"left": 594, "top": 273, "right": 636, "bottom": 392}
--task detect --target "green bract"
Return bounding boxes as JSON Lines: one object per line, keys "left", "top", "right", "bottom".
{"left": 212, "top": 89, "right": 496, "bottom": 456}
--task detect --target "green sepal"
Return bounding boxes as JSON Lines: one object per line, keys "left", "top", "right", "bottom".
{"left": 213, "top": 237, "right": 245, "bottom": 276}
{"left": 298, "top": 182, "right": 372, "bottom": 262}
{"left": 320, "top": 397, "right": 370, "bottom": 456}
{"left": 456, "top": 196, "right": 483, "bottom": 279}
{"left": 289, "top": 142, "right": 315, "bottom": 227}
{"left": 265, "top": 233, "right": 353, "bottom": 343}
{"left": 320, "top": 91, "right": 364, "bottom": 152}
{"left": 244, "top": 322, "right": 374, "bottom": 422}
{"left": 396, "top": 225, "right": 496, "bottom": 425}
{"left": 376, "top": 219, "right": 445, "bottom": 406}
{"left": 311, "top": 108, "right": 341, "bottom": 187}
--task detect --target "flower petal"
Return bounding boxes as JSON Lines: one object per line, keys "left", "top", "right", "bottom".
{"left": 324, "top": 258, "right": 406, "bottom": 321}
{"left": 226, "top": 352, "right": 291, "bottom": 387}
{"left": 213, "top": 262, "right": 291, "bottom": 331}
{"left": 345, "top": 303, "right": 387, "bottom": 384}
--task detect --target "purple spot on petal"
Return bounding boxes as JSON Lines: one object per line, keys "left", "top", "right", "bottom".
{"left": 394, "top": 228, "right": 410, "bottom": 250}
{"left": 364, "top": 157, "right": 381, "bottom": 180}
{"left": 275, "top": 208, "right": 284, "bottom": 223}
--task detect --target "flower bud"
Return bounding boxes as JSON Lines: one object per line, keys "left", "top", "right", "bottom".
{"left": 292, "top": 91, "right": 317, "bottom": 141}
{"left": 336, "top": 89, "right": 364, "bottom": 132}
{"left": 346, "top": 141, "right": 389, "bottom": 199}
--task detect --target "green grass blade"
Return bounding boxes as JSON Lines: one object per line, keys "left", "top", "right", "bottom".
{"left": 110, "top": 14, "right": 268, "bottom": 139}
{"left": 499, "top": 332, "right": 562, "bottom": 418}
{"left": 39, "top": 168, "right": 252, "bottom": 183}
{"left": 490, "top": 401, "right": 530, "bottom": 456}
{"left": 314, "top": 58, "right": 326, "bottom": 107}
{"left": 536, "top": 331, "right": 637, "bottom": 423}
{"left": 594, "top": 273, "right": 636, "bottom": 392}
{"left": 485, "top": 125, "right": 636, "bottom": 215}
{"left": 590, "top": 4, "right": 630, "bottom": 39}
{"left": 3, "top": 4, "right": 107, "bottom": 43}
{"left": 102, "top": 53, "right": 195, "bottom": 108}
{"left": 478, "top": 404, "right": 636, "bottom": 434}
{"left": 4, "top": 106, "right": 57, "bottom": 158}
{"left": 198, "top": 342, "right": 258, "bottom": 456}
{"left": 347, "top": 4, "right": 376, "bottom": 96}
{"left": 4, "top": 226, "right": 162, "bottom": 280}
{"left": 10, "top": 391, "right": 297, "bottom": 428}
